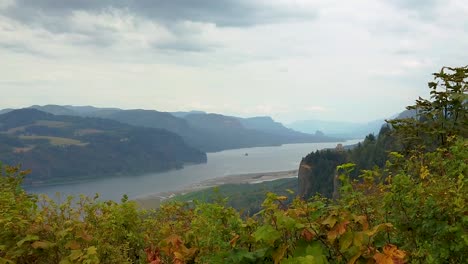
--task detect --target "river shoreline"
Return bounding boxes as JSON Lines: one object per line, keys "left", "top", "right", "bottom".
{"left": 134, "top": 169, "right": 298, "bottom": 209}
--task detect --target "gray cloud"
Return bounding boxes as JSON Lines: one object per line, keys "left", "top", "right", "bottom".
{"left": 1, "top": 0, "right": 318, "bottom": 53}
{"left": 1, "top": 0, "right": 467, "bottom": 122}
{"left": 5, "top": 0, "right": 318, "bottom": 27}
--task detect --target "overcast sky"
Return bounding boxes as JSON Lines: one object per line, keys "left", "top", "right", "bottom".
{"left": 1, "top": 0, "right": 467, "bottom": 123}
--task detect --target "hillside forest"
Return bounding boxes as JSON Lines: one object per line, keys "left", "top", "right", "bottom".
{"left": 0, "top": 105, "right": 339, "bottom": 186}
{"left": 0, "top": 66, "right": 467, "bottom": 263}
{"left": 0, "top": 109, "right": 206, "bottom": 185}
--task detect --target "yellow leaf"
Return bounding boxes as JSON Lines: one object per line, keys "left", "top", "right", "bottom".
{"left": 365, "top": 223, "right": 393, "bottom": 237}
{"left": 31, "top": 241, "right": 53, "bottom": 249}
{"left": 277, "top": 196, "right": 288, "bottom": 201}
{"left": 173, "top": 251, "right": 185, "bottom": 262}
{"left": 322, "top": 215, "right": 337, "bottom": 228}
{"left": 65, "top": 240, "right": 81, "bottom": 250}
{"left": 347, "top": 253, "right": 361, "bottom": 264}
{"left": 353, "top": 232, "right": 367, "bottom": 247}
{"left": 69, "top": 250, "right": 82, "bottom": 261}
{"left": 272, "top": 244, "right": 288, "bottom": 264}
{"left": 354, "top": 215, "right": 369, "bottom": 230}
{"left": 420, "top": 165, "right": 430, "bottom": 179}
{"left": 373, "top": 252, "right": 393, "bottom": 264}
{"left": 86, "top": 246, "right": 98, "bottom": 255}
{"left": 328, "top": 220, "right": 350, "bottom": 242}
{"left": 230, "top": 234, "right": 240, "bottom": 247}
{"left": 79, "top": 232, "right": 93, "bottom": 242}
{"left": 383, "top": 244, "right": 406, "bottom": 259}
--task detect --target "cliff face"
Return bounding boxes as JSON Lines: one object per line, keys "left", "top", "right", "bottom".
{"left": 297, "top": 149, "right": 347, "bottom": 199}
{"left": 298, "top": 161, "right": 312, "bottom": 198}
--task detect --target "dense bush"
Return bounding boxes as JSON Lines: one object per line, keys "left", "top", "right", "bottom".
{"left": 1, "top": 135, "right": 466, "bottom": 263}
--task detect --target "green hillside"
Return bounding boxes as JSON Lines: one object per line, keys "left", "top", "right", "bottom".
{"left": 0, "top": 109, "right": 206, "bottom": 186}
{"left": 15, "top": 105, "right": 341, "bottom": 152}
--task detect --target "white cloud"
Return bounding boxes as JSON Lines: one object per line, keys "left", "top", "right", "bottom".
{"left": 0, "top": 0, "right": 467, "bottom": 122}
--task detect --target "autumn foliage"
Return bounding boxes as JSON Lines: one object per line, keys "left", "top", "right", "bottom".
{"left": 1, "top": 66, "right": 467, "bottom": 263}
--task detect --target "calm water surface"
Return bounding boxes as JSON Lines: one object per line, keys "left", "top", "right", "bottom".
{"left": 26, "top": 140, "right": 361, "bottom": 201}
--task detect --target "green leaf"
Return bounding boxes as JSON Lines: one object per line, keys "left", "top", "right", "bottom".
{"left": 0, "top": 257, "right": 15, "bottom": 264}
{"left": 353, "top": 232, "right": 367, "bottom": 247}
{"left": 292, "top": 241, "right": 328, "bottom": 264}
{"left": 282, "top": 255, "right": 317, "bottom": 264}
{"left": 16, "top": 234, "right": 39, "bottom": 247}
{"left": 59, "top": 259, "right": 72, "bottom": 264}
{"left": 276, "top": 212, "right": 297, "bottom": 229}
{"left": 253, "top": 225, "right": 281, "bottom": 245}
{"left": 340, "top": 231, "right": 353, "bottom": 251}
{"left": 69, "top": 250, "right": 83, "bottom": 261}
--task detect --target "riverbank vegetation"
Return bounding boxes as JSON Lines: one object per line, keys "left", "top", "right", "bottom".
{"left": 171, "top": 178, "right": 298, "bottom": 216}
{"left": 1, "top": 66, "right": 467, "bottom": 263}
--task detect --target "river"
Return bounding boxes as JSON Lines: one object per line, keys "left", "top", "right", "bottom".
{"left": 25, "top": 139, "right": 361, "bottom": 201}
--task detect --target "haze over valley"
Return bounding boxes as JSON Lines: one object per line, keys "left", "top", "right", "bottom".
{"left": 0, "top": 104, "right": 355, "bottom": 186}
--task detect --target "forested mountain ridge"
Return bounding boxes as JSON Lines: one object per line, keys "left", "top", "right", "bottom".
{"left": 3, "top": 105, "right": 341, "bottom": 152}
{"left": 0, "top": 108, "right": 206, "bottom": 185}
{"left": 298, "top": 125, "right": 396, "bottom": 198}
{"left": 181, "top": 113, "right": 339, "bottom": 151}
{"left": 298, "top": 65, "right": 467, "bottom": 200}
{"left": 0, "top": 66, "right": 466, "bottom": 263}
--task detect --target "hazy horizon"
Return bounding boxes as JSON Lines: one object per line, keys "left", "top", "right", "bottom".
{"left": 1, "top": 0, "right": 467, "bottom": 123}
{"left": 1, "top": 103, "right": 393, "bottom": 124}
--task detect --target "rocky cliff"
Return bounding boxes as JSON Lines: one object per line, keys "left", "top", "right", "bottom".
{"left": 297, "top": 147, "right": 347, "bottom": 199}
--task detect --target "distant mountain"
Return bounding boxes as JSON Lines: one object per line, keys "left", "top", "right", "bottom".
{"left": 181, "top": 113, "right": 340, "bottom": 151}
{"left": 238, "top": 116, "right": 296, "bottom": 136}
{"left": 289, "top": 108, "right": 419, "bottom": 139}
{"left": 237, "top": 116, "right": 336, "bottom": 140}
{"left": 181, "top": 113, "right": 282, "bottom": 151}
{"left": 0, "top": 108, "right": 206, "bottom": 186}
{"left": 0, "top": 108, "right": 14, "bottom": 115}
{"left": 26, "top": 105, "right": 121, "bottom": 118}
{"left": 170, "top": 110, "right": 206, "bottom": 118}
{"left": 29, "top": 105, "right": 77, "bottom": 116}
{"left": 4, "top": 105, "right": 341, "bottom": 152}
{"left": 64, "top": 105, "right": 122, "bottom": 117}
{"left": 105, "top": 109, "right": 193, "bottom": 136}
{"left": 288, "top": 118, "right": 385, "bottom": 139}
{"left": 98, "top": 110, "right": 339, "bottom": 152}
